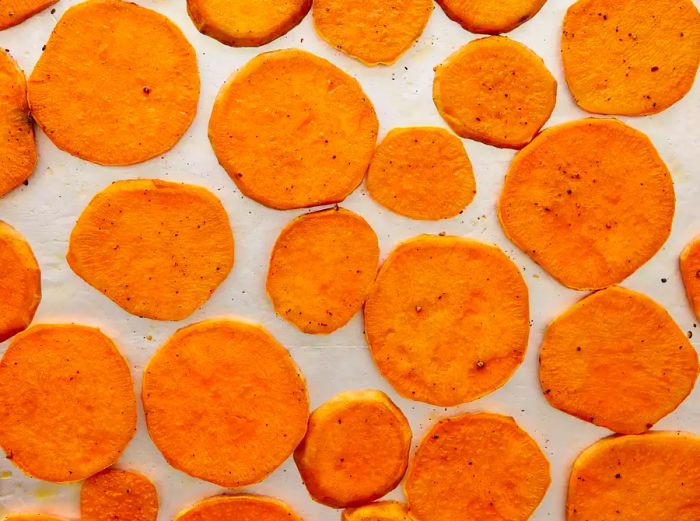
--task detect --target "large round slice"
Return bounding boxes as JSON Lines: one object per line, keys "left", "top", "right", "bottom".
{"left": 142, "top": 319, "right": 309, "bottom": 487}
{"left": 28, "top": 0, "right": 199, "bottom": 165}
{"left": 81, "top": 469, "right": 158, "bottom": 521}
{"left": 209, "top": 49, "right": 378, "bottom": 209}
{"left": 0, "top": 324, "right": 137, "bottom": 482}
{"left": 364, "top": 235, "right": 529, "bottom": 406}
{"left": 174, "top": 495, "right": 303, "bottom": 521}
{"left": 0, "top": 0, "right": 55, "bottom": 29}
{"left": 437, "top": 0, "right": 547, "bottom": 34}
{"left": 67, "top": 179, "right": 234, "bottom": 321}
{"left": 498, "top": 118, "right": 675, "bottom": 290}
{"left": 567, "top": 432, "right": 700, "bottom": 520}
{"left": 539, "top": 286, "right": 698, "bottom": 434}
{"left": 405, "top": 413, "right": 550, "bottom": 521}
{"left": 343, "top": 502, "right": 411, "bottom": 521}
{"left": 680, "top": 236, "right": 700, "bottom": 320}
{"left": 562, "top": 0, "right": 700, "bottom": 115}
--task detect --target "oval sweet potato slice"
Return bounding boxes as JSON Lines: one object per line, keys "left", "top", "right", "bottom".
{"left": 364, "top": 235, "right": 529, "bottom": 406}
{"left": 562, "top": 0, "right": 700, "bottom": 116}
{"left": 0, "top": 324, "right": 137, "bottom": 482}
{"left": 343, "top": 502, "right": 412, "bottom": 521}
{"left": 174, "top": 495, "right": 303, "bottom": 521}
{"left": 81, "top": 468, "right": 158, "bottom": 521}
{"left": 67, "top": 179, "right": 234, "bottom": 321}
{"left": 405, "top": 412, "right": 550, "bottom": 521}
{"left": 540, "top": 286, "right": 698, "bottom": 434}
{"left": 0, "top": 0, "right": 56, "bottom": 29}
{"left": 267, "top": 208, "right": 379, "bottom": 334}
{"left": 437, "top": 0, "right": 547, "bottom": 34}
{"left": 28, "top": 0, "right": 199, "bottom": 165}
{"left": 366, "top": 127, "right": 476, "bottom": 220}
{"left": 433, "top": 36, "right": 556, "bottom": 149}
{"left": 567, "top": 432, "right": 700, "bottom": 520}
{"left": 680, "top": 236, "right": 700, "bottom": 320}
{"left": 209, "top": 49, "right": 378, "bottom": 210}
{"left": 498, "top": 118, "right": 675, "bottom": 290}
{"left": 294, "top": 390, "right": 411, "bottom": 508}
{"left": 142, "top": 319, "right": 309, "bottom": 488}
{"left": 0, "top": 221, "right": 40, "bottom": 342}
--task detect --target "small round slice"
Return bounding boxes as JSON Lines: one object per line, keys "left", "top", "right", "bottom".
{"left": 562, "top": 0, "right": 700, "bottom": 115}
{"left": 81, "top": 469, "right": 159, "bottom": 521}
{"left": 294, "top": 390, "right": 411, "bottom": 508}
{"left": 0, "top": 0, "right": 56, "bottom": 29}
{"left": 174, "top": 495, "right": 303, "bottom": 521}
{"left": 209, "top": 49, "right": 378, "bottom": 209}
{"left": 498, "top": 118, "right": 675, "bottom": 290}
{"left": 267, "top": 208, "right": 379, "bottom": 334}
{"left": 540, "top": 286, "right": 698, "bottom": 434}
{"left": 67, "top": 179, "right": 234, "bottom": 321}
{"left": 0, "top": 221, "right": 40, "bottom": 342}
{"left": 0, "top": 50, "right": 36, "bottom": 196}
{"left": 437, "top": 0, "right": 547, "bottom": 34}
{"left": 0, "top": 324, "right": 137, "bottom": 482}
{"left": 364, "top": 235, "right": 529, "bottom": 406}
{"left": 405, "top": 413, "right": 550, "bottom": 521}
{"left": 343, "top": 502, "right": 412, "bottom": 521}
{"left": 680, "top": 236, "right": 700, "bottom": 320}
{"left": 313, "top": 0, "right": 433, "bottom": 65}
{"left": 142, "top": 319, "right": 309, "bottom": 487}
{"left": 28, "top": 0, "right": 199, "bottom": 165}
{"left": 567, "top": 432, "right": 700, "bottom": 520}
{"left": 366, "top": 127, "right": 476, "bottom": 220}
{"left": 433, "top": 36, "right": 556, "bottom": 149}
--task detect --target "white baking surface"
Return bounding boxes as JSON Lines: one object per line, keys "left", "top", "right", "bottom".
{"left": 0, "top": 0, "right": 698, "bottom": 519}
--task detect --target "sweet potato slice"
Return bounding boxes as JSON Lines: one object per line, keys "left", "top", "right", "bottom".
{"left": 343, "top": 502, "right": 412, "bottom": 521}
{"left": 562, "top": 0, "right": 700, "bottom": 115}
{"left": 405, "top": 413, "right": 550, "bottom": 521}
{"left": 433, "top": 36, "right": 556, "bottom": 149}
{"left": 142, "top": 319, "right": 309, "bottom": 488}
{"left": 0, "top": 324, "right": 137, "bottom": 482}
{"left": 267, "top": 208, "right": 379, "bottom": 334}
{"left": 209, "top": 49, "right": 378, "bottom": 209}
{"left": 174, "top": 495, "right": 303, "bottom": 521}
{"left": 67, "top": 179, "right": 234, "bottom": 321}
{"left": 294, "top": 390, "right": 411, "bottom": 508}
{"left": 366, "top": 127, "right": 476, "bottom": 220}
{"left": 680, "top": 236, "right": 700, "bottom": 320}
{"left": 313, "top": 0, "right": 433, "bottom": 65}
{"left": 498, "top": 118, "right": 674, "bottom": 290}
{"left": 188, "top": 0, "right": 310, "bottom": 46}
{"left": 540, "top": 286, "right": 698, "bottom": 434}
{"left": 81, "top": 468, "right": 158, "bottom": 521}
{"left": 567, "top": 432, "right": 700, "bottom": 520}
{"left": 364, "top": 235, "right": 529, "bottom": 406}
{"left": 437, "top": 0, "right": 547, "bottom": 34}
{"left": 0, "top": 221, "right": 40, "bottom": 342}
{"left": 27, "top": 0, "right": 199, "bottom": 165}
{"left": 0, "top": 0, "right": 55, "bottom": 29}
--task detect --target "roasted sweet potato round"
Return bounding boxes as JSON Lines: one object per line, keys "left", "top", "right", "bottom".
{"left": 0, "top": 0, "right": 56, "bottom": 29}
{"left": 174, "top": 495, "right": 303, "bottom": 521}
{"left": 81, "top": 468, "right": 158, "bottom": 521}
{"left": 343, "top": 502, "right": 412, "bottom": 521}
{"left": 437, "top": 0, "right": 547, "bottom": 34}
{"left": 680, "top": 236, "right": 700, "bottom": 320}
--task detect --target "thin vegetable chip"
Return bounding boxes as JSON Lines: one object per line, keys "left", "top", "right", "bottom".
{"left": 680, "top": 236, "right": 700, "bottom": 320}
{"left": 343, "top": 502, "right": 412, "bottom": 521}
{"left": 0, "top": 0, "right": 56, "bottom": 29}
{"left": 174, "top": 495, "right": 304, "bottom": 521}
{"left": 437, "top": 0, "right": 547, "bottom": 34}
{"left": 81, "top": 468, "right": 158, "bottom": 521}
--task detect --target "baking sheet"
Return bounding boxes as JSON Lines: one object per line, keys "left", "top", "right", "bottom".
{"left": 0, "top": 0, "right": 698, "bottom": 519}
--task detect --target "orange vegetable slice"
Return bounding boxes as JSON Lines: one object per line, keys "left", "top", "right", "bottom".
{"left": 405, "top": 412, "right": 550, "bottom": 521}
{"left": 498, "top": 118, "right": 675, "bottom": 290}
{"left": 209, "top": 49, "right": 378, "bottom": 210}
{"left": 312, "top": 0, "right": 433, "bottom": 65}
{"left": 174, "top": 495, "right": 303, "bottom": 521}
{"left": 343, "top": 502, "right": 412, "bottom": 521}
{"left": 81, "top": 468, "right": 159, "bottom": 521}
{"left": 364, "top": 235, "right": 529, "bottom": 406}
{"left": 433, "top": 36, "right": 556, "bottom": 149}
{"left": 366, "top": 127, "right": 476, "bottom": 220}
{"left": 142, "top": 319, "right": 309, "bottom": 487}
{"left": 567, "top": 432, "right": 700, "bottom": 521}
{"left": 540, "top": 286, "right": 698, "bottom": 434}
{"left": 188, "top": 0, "right": 311, "bottom": 46}
{"left": 0, "top": 221, "right": 40, "bottom": 342}
{"left": 28, "top": 0, "right": 199, "bottom": 165}
{"left": 437, "top": 0, "right": 547, "bottom": 34}
{"left": 294, "top": 390, "right": 411, "bottom": 508}
{"left": 680, "top": 236, "right": 700, "bottom": 320}
{"left": 0, "top": 324, "right": 137, "bottom": 482}
{"left": 0, "top": 50, "right": 35, "bottom": 196}
{"left": 0, "top": 0, "right": 56, "bottom": 29}
{"left": 562, "top": 0, "right": 700, "bottom": 116}
{"left": 267, "top": 208, "right": 379, "bottom": 334}
{"left": 67, "top": 179, "right": 234, "bottom": 321}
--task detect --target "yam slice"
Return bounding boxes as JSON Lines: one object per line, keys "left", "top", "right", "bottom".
{"left": 539, "top": 286, "right": 698, "bottom": 434}
{"left": 562, "top": 0, "right": 700, "bottom": 115}
{"left": 364, "top": 235, "right": 529, "bottom": 406}
{"left": 142, "top": 319, "right": 309, "bottom": 488}
{"left": 437, "top": 0, "right": 547, "bottom": 34}
{"left": 67, "top": 179, "right": 234, "bottom": 321}
{"left": 28, "top": 0, "right": 199, "bottom": 165}
{"left": 498, "top": 118, "right": 675, "bottom": 290}
{"left": 680, "top": 236, "right": 700, "bottom": 320}
{"left": 365, "top": 127, "right": 476, "bottom": 220}
{"left": 209, "top": 49, "right": 378, "bottom": 209}
{"left": 81, "top": 468, "right": 159, "bottom": 521}
{"left": 174, "top": 495, "right": 303, "bottom": 521}
{"left": 343, "top": 502, "right": 412, "bottom": 521}
{"left": 0, "top": 0, "right": 56, "bottom": 30}
{"left": 294, "top": 390, "right": 411, "bottom": 508}
{"left": 0, "top": 324, "right": 137, "bottom": 482}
